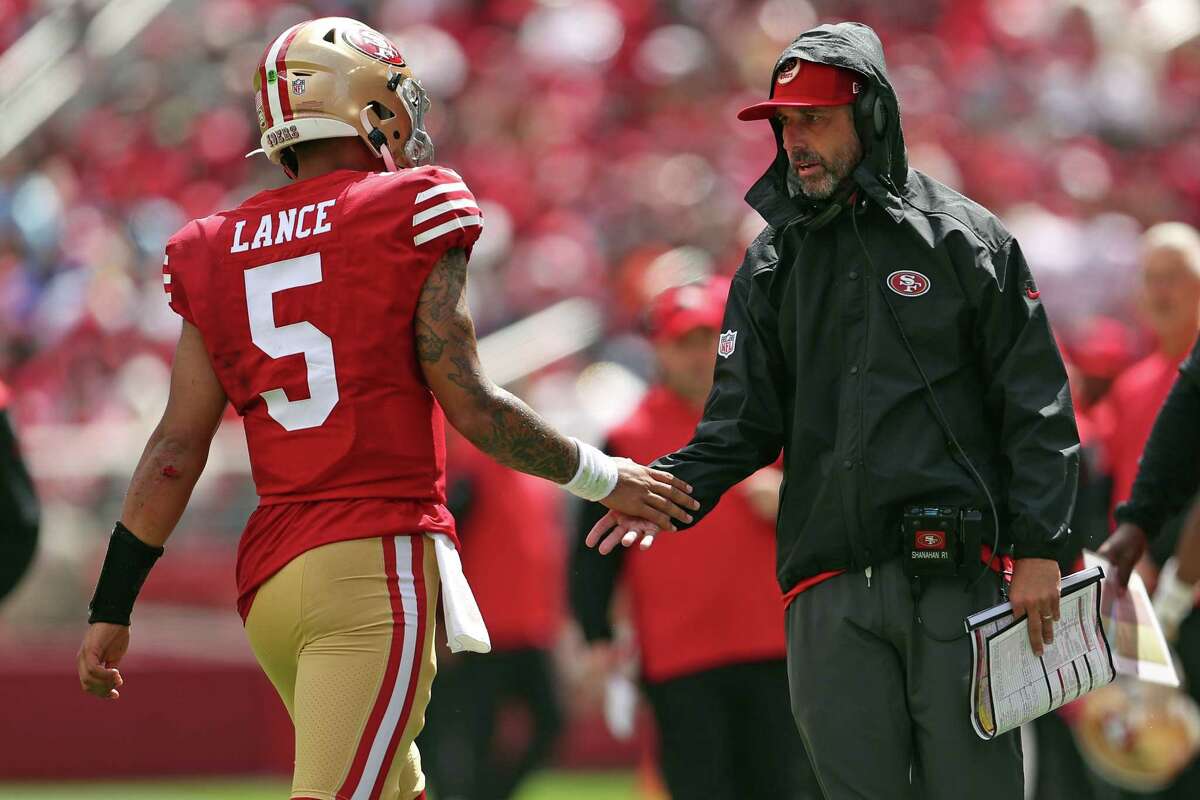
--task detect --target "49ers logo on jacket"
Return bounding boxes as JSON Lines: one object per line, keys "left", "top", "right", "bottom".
{"left": 886, "top": 270, "right": 931, "bottom": 297}
{"left": 343, "top": 26, "right": 406, "bottom": 66}
{"left": 915, "top": 531, "right": 946, "bottom": 550}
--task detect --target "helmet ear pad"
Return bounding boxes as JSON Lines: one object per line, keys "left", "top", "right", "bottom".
{"left": 359, "top": 100, "right": 410, "bottom": 156}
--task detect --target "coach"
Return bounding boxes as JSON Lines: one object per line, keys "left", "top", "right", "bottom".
{"left": 587, "top": 22, "right": 1079, "bottom": 799}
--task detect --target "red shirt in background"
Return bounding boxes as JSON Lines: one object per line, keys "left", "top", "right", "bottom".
{"left": 608, "top": 386, "right": 786, "bottom": 683}
{"left": 449, "top": 434, "right": 566, "bottom": 651}
{"left": 164, "top": 166, "right": 483, "bottom": 619}
{"left": 1092, "top": 350, "right": 1186, "bottom": 518}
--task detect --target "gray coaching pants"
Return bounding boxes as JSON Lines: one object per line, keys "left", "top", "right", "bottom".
{"left": 786, "top": 559, "right": 1023, "bottom": 800}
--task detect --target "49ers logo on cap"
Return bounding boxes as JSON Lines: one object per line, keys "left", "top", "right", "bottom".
{"left": 776, "top": 57, "right": 801, "bottom": 85}
{"left": 343, "top": 25, "right": 406, "bottom": 66}
{"left": 915, "top": 531, "right": 946, "bottom": 550}
{"left": 886, "top": 270, "right": 931, "bottom": 298}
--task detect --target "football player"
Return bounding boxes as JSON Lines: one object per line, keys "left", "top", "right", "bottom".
{"left": 75, "top": 18, "right": 696, "bottom": 800}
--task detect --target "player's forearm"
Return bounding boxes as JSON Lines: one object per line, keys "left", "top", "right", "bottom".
{"left": 415, "top": 246, "right": 578, "bottom": 483}
{"left": 442, "top": 378, "right": 577, "bottom": 483}
{"left": 119, "top": 426, "right": 211, "bottom": 546}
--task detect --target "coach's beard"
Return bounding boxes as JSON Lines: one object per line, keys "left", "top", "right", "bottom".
{"left": 788, "top": 145, "right": 861, "bottom": 202}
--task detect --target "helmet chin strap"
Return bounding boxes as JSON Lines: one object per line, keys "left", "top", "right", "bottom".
{"left": 359, "top": 106, "right": 400, "bottom": 172}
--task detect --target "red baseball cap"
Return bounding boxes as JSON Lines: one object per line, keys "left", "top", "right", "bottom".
{"left": 737, "top": 58, "right": 861, "bottom": 121}
{"left": 647, "top": 278, "right": 730, "bottom": 341}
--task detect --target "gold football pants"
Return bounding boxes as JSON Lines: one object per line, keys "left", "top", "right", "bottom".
{"left": 245, "top": 535, "right": 439, "bottom": 800}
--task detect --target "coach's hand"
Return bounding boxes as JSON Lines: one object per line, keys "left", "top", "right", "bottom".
{"left": 1009, "top": 558, "right": 1061, "bottom": 657}
{"left": 1098, "top": 522, "right": 1149, "bottom": 592}
{"left": 587, "top": 510, "right": 664, "bottom": 555}
{"left": 600, "top": 459, "right": 697, "bottom": 533}
{"left": 78, "top": 623, "right": 129, "bottom": 700}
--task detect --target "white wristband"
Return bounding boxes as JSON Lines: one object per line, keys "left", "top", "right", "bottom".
{"left": 1153, "top": 558, "right": 1197, "bottom": 635}
{"left": 562, "top": 438, "right": 619, "bottom": 501}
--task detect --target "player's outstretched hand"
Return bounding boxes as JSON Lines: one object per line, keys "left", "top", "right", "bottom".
{"left": 600, "top": 459, "right": 698, "bottom": 532}
{"left": 78, "top": 623, "right": 129, "bottom": 700}
{"left": 587, "top": 510, "right": 664, "bottom": 555}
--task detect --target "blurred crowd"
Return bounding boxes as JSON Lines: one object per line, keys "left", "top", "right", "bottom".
{"left": 1, "top": 0, "right": 1199, "bottom": 428}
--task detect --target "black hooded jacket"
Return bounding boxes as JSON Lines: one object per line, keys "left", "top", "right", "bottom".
{"left": 654, "top": 23, "right": 1080, "bottom": 593}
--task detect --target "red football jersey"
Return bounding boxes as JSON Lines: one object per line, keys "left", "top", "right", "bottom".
{"left": 163, "top": 166, "right": 483, "bottom": 618}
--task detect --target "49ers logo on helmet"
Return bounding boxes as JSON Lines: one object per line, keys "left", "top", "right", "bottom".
{"left": 886, "top": 270, "right": 931, "bottom": 298}
{"left": 343, "top": 25, "right": 406, "bottom": 66}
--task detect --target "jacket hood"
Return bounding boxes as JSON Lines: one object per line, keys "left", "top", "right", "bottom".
{"left": 745, "top": 22, "right": 909, "bottom": 229}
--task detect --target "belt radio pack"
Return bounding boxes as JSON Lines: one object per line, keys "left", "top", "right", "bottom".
{"left": 901, "top": 505, "right": 984, "bottom": 580}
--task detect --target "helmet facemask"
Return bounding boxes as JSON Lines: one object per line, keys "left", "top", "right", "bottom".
{"left": 359, "top": 73, "right": 434, "bottom": 173}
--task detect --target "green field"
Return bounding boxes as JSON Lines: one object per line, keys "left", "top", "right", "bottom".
{"left": 0, "top": 771, "right": 639, "bottom": 799}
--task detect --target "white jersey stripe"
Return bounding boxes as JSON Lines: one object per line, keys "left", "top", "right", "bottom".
{"left": 413, "top": 215, "right": 483, "bottom": 246}
{"left": 163, "top": 274, "right": 172, "bottom": 285}
{"left": 412, "top": 198, "right": 481, "bottom": 226}
{"left": 414, "top": 181, "right": 469, "bottom": 204}
{"left": 350, "top": 536, "right": 420, "bottom": 800}
{"left": 262, "top": 25, "right": 297, "bottom": 131}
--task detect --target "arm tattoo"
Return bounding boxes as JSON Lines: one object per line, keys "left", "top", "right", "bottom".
{"left": 415, "top": 248, "right": 578, "bottom": 483}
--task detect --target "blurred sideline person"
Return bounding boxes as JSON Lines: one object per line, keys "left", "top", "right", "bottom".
{"left": 0, "top": 381, "right": 39, "bottom": 604}
{"left": 588, "top": 22, "right": 1079, "bottom": 799}
{"left": 571, "top": 278, "right": 820, "bottom": 800}
{"left": 419, "top": 431, "right": 565, "bottom": 800}
{"left": 1100, "top": 324, "right": 1200, "bottom": 799}
{"left": 1092, "top": 223, "right": 1200, "bottom": 538}
{"left": 73, "top": 18, "right": 697, "bottom": 800}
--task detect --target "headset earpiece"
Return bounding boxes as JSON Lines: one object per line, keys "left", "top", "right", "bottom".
{"left": 854, "top": 82, "right": 886, "bottom": 142}
{"left": 873, "top": 99, "right": 888, "bottom": 140}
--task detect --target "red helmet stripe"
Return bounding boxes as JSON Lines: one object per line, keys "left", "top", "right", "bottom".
{"left": 275, "top": 23, "right": 304, "bottom": 122}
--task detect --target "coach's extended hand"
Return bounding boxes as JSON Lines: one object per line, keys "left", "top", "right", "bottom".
{"left": 78, "top": 622, "right": 128, "bottom": 700}
{"left": 598, "top": 459, "right": 697, "bottom": 535}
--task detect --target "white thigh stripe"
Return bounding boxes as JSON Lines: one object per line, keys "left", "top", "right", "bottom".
{"left": 412, "top": 197, "right": 480, "bottom": 226}
{"left": 413, "top": 215, "right": 483, "bottom": 246}
{"left": 350, "top": 536, "right": 420, "bottom": 800}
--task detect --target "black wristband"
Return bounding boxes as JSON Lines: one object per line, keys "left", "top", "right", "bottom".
{"left": 87, "top": 522, "right": 164, "bottom": 625}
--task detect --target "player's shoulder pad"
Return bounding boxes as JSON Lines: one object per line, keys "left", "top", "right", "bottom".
{"left": 163, "top": 218, "right": 209, "bottom": 269}
{"left": 400, "top": 165, "right": 483, "bottom": 249}
{"left": 365, "top": 164, "right": 474, "bottom": 199}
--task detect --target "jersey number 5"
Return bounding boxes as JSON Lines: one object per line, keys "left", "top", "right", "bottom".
{"left": 244, "top": 253, "right": 339, "bottom": 431}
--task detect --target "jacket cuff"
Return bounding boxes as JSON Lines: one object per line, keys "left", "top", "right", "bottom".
{"left": 1113, "top": 501, "right": 1164, "bottom": 541}
{"left": 1010, "top": 521, "right": 1068, "bottom": 561}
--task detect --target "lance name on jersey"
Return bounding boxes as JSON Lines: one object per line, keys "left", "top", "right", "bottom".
{"left": 230, "top": 199, "right": 337, "bottom": 253}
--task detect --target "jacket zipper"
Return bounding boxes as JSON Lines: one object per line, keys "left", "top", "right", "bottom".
{"left": 857, "top": 212, "right": 872, "bottom": 569}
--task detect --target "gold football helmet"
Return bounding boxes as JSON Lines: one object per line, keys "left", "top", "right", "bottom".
{"left": 1073, "top": 677, "right": 1200, "bottom": 792}
{"left": 249, "top": 17, "right": 434, "bottom": 176}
